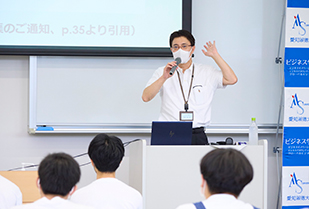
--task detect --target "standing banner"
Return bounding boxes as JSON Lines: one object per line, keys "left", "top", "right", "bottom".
{"left": 282, "top": 1, "right": 309, "bottom": 209}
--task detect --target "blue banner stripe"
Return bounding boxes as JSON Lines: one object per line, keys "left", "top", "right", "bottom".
{"left": 287, "top": 0, "right": 309, "bottom": 8}
{"left": 282, "top": 206, "right": 309, "bottom": 209}
{"left": 283, "top": 127, "right": 309, "bottom": 166}
{"left": 284, "top": 48, "right": 309, "bottom": 88}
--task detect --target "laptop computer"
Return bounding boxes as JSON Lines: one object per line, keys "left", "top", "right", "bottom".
{"left": 151, "top": 121, "right": 193, "bottom": 145}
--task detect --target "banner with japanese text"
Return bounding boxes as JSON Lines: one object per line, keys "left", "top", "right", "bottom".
{"left": 283, "top": 1, "right": 309, "bottom": 209}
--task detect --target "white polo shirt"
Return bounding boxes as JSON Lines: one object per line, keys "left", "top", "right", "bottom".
{"left": 0, "top": 175, "right": 22, "bottom": 209}
{"left": 146, "top": 63, "right": 224, "bottom": 128}
{"left": 176, "top": 194, "right": 255, "bottom": 209}
{"left": 70, "top": 178, "right": 143, "bottom": 209}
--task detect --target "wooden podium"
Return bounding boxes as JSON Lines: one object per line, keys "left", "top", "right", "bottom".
{"left": 128, "top": 140, "right": 268, "bottom": 209}
{"left": 0, "top": 171, "right": 40, "bottom": 203}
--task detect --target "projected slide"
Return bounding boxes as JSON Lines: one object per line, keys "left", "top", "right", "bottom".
{"left": 0, "top": 0, "right": 183, "bottom": 48}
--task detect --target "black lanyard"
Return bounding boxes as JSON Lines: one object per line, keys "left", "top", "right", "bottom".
{"left": 176, "top": 65, "right": 195, "bottom": 112}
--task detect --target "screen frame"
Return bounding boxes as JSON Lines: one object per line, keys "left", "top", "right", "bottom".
{"left": 0, "top": 0, "right": 192, "bottom": 57}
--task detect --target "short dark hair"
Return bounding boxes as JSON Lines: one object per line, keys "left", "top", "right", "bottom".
{"left": 169, "top": 30, "right": 195, "bottom": 47}
{"left": 200, "top": 148, "right": 253, "bottom": 197}
{"left": 38, "top": 153, "right": 81, "bottom": 196}
{"left": 88, "top": 133, "right": 124, "bottom": 173}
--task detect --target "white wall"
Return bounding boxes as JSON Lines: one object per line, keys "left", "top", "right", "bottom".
{"left": 0, "top": 0, "right": 284, "bottom": 208}
{"left": 192, "top": 0, "right": 285, "bottom": 125}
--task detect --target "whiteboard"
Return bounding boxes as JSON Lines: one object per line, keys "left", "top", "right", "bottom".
{"left": 30, "top": 0, "right": 285, "bottom": 133}
{"left": 36, "top": 56, "right": 164, "bottom": 125}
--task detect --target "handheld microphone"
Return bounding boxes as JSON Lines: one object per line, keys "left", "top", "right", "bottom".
{"left": 169, "top": 57, "right": 182, "bottom": 75}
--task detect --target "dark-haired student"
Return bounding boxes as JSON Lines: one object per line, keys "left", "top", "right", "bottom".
{"left": 11, "top": 153, "right": 94, "bottom": 209}
{"left": 176, "top": 148, "right": 259, "bottom": 209}
{"left": 142, "top": 29, "right": 237, "bottom": 145}
{"left": 71, "top": 133, "right": 143, "bottom": 209}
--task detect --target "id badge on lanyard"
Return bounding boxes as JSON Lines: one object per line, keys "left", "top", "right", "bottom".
{"left": 177, "top": 65, "right": 195, "bottom": 121}
{"left": 179, "top": 111, "right": 194, "bottom": 121}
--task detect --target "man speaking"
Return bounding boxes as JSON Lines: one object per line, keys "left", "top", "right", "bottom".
{"left": 142, "top": 30, "right": 237, "bottom": 145}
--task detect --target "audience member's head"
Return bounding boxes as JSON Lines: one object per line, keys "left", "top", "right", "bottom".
{"left": 38, "top": 152, "right": 81, "bottom": 197}
{"left": 200, "top": 148, "right": 253, "bottom": 198}
{"left": 88, "top": 133, "right": 124, "bottom": 173}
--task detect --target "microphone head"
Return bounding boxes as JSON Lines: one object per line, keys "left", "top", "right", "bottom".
{"left": 175, "top": 57, "right": 182, "bottom": 65}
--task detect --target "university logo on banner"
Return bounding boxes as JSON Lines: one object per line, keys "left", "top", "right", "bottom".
{"left": 285, "top": 7, "right": 309, "bottom": 88}
{"left": 282, "top": 167, "right": 309, "bottom": 208}
{"left": 286, "top": 8, "right": 309, "bottom": 48}
{"left": 284, "top": 88, "right": 309, "bottom": 126}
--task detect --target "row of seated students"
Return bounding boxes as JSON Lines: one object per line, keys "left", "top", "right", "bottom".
{"left": 0, "top": 133, "right": 259, "bottom": 209}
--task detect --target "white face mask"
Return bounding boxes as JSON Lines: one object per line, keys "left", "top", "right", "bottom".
{"left": 172, "top": 48, "right": 192, "bottom": 64}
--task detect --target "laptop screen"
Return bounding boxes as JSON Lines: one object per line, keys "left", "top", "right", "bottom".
{"left": 151, "top": 121, "right": 192, "bottom": 145}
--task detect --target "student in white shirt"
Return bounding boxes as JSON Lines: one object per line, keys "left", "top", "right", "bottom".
{"left": 176, "top": 148, "right": 259, "bottom": 209}
{"left": 71, "top": 133, "right": 143, "bottom": 209}
{"left": 0, "top": 175, "right": 22, "bottom": 209}
{"left": 11, "top": 153, "right": 93, "bottom": 209}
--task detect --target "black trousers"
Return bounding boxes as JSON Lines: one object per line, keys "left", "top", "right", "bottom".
{"left": 191, "top": 127, "right": 209, "bottom": 145}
